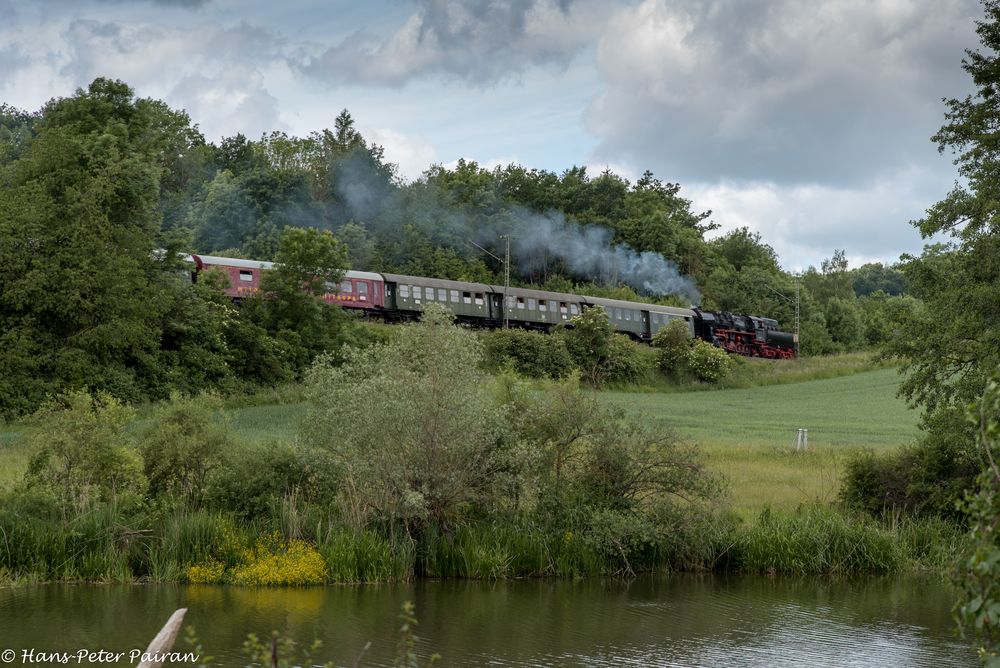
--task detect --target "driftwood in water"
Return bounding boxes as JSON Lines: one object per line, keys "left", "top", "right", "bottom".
{"left": 136, "top": 608, "right": 188, "bottom": 668}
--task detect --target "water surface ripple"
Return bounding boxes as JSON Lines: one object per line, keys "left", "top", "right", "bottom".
{"left": 0, "top": 574, "right": 975, "bottom": 667}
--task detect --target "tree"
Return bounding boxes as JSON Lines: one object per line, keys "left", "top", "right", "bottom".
{"left": 558, "top": 307, "right": 643, "bottom": 388}
{"left": 884, "top": 0, "right": 1000, "bottom": 414}
{"left": 957, "top": 378, "right": 1000, "bottom": 661}
{"left": 301, "top": 305, "right": 510, "bottom": 533}
{"left": 0, "top": 79, "right": 197, "bottom": 416}
{"left": 880, "top": 4, "right": 1000, "bottom": 656}
{"left": 24, "top": 391, "right": 145, "bottom": 518}
{"left": 243, "top": 226, "right": 352, "bottom": 374}
{"left": 850, "top": 262, "right": 907, "bottom": 297}
{"left": 824, "top": 297, "right": 862, "bottom": 349}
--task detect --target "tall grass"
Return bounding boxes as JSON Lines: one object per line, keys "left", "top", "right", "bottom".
{"left": 0, "top": 499, "right": 139, "bottom": 582}
{"left": 316, "top": 526, "right": 413, "bottom": 583}
{"left": 725, "top": 506, "right": 906, "bottom": 575}
{"left": 0, "top": 501, "right": 965, "bottom": 584}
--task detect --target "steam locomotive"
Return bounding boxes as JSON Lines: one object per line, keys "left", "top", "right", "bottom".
{"left": 187, "top": 253, "right": 797, "bottom": 359}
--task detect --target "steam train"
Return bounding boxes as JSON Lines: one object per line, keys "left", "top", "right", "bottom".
{"left": 187, "top": 253, "right": 797, "bottom": 359}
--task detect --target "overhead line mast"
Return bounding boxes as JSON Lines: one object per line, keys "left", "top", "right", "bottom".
{"left": 468, "top": 236, "right": 512, "bottom": 328}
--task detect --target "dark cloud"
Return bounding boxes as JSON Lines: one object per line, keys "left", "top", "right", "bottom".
{"left": 0, "top": 46, "right": 29, "bottom": 88}
{"left": 299, "top": 0, "right": 600, "bottom": 86}
{"left": 93, "top": 0, "right": 210, "bottom": 7}
{"left": 587, "top": 0, "right": 982, "bottom": 187}
{"left": 168, "top": 67, "right": 286, "bottom": 139}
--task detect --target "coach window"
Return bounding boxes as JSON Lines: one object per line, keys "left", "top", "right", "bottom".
{"left": 625, "top": 310, "right": 632, "bottom": 321}
{"left": 559, "top": 302, "right": 568, "bottom": 314}
{"left": 538, "top": 299, "right": 547, "bottom": 312}
{"left": 614, "top": 308, "right": 621, "bottom": 320}
{"left": 527, "top": 298, "right": 536, "bottom": 310}
{"left": 340, "top": 280, "right": 352, "bottom": 293}
{"left": 550, "top": 301, "right": 558, "bottom": 313}
{"left": 424, "top": 288, "right": 434, "bottom": 301}
{"left": 239, "top": 270, "right": 254, "bottom": 282}
{"left": 400, "top": 284, "right": 410, "bottom": 299}
{"left": 414, "top": 286, "right": 423, "bottom": 300}
{"left": 506, "top": 296, "right": 515, "bottom": 309}
{"left": 438, "top": 288, "right": 447, "bottom": 301}
{"left": 569, "top": 303, "right": 579, "bottom": 315}
{"left": 474, "top": 293, "right": 484, "bottom": 306}
{"left": 463, "top": 291, "right": 472, "bottom": 304}
{"left": 451, "top": 290, "right": 459, "bottom": 302}
{"left": 517, "top": 297, "right": 525, "bottom": 309}
{"left": 357, "top": 282, "right": 368, "bottom": 297}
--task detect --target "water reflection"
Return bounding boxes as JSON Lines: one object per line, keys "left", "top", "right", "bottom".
{"left": 0, "top": 575, "right": 975, "bottom": 667}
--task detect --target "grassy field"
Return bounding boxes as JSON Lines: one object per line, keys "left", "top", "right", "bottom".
{"left": 0, "top": 364, "right": 920, "bottom": 517}
{"left": 601, "top": 367, "right": 920, "bottom": 516}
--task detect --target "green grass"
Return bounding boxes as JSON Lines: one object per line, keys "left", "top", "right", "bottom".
{"left": 622, "top": 350, "right": 891, "bottom": 393}
{"left": 0, "top": 363, "right": 919, "bottom": 517}
{"left": 224, "top": 402, "right": 309, "bottom": 444}
{"left": 0, "top": 424, "right": 33, "bottom": 493}
{"left": 600, "top": 367, "right": 919, "bottom": 516}
{"left": 600, "top": 367, "right": 917, "bottom": 447}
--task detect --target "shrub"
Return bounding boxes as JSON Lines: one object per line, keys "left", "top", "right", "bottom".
{"left": 602, "top": 334, "right": 650, "bottom": 385}
{"left": 838, "top": 408, "right": 978, "bottom": 522}
{"left": 652, "top": 320, "right": 692, "bottom": 378}
{"left": 303, "top": 305, "right": 510, "bottom": 532}
{"left": 140, "top": 392, "right": 230, "bottom": 510}
{"left": 205, "top": 442, "right": 340, "bottom": 522}
{"left": 558, "top": 308, "right": 647, "bottom": 387}
{"left": 480, "top": 328, "right": 575, "bottom": 378}
{"left": 687, "top": 339, "right": 733, "bottom": 383}
{"left": 24, "top": 391, "right": 146, "bottom": 516}
{"left": 838, "top": 449, "right": 909, "bottom": 517}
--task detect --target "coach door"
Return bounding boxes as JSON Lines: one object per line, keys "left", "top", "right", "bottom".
{"left": 489, "top": 293, "right": 504, "bottom": 323}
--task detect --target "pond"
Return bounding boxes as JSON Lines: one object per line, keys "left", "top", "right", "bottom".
{"left": 0, "top": 575, "right": 975, "bottom": 667}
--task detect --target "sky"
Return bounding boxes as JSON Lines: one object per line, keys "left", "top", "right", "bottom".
{"left": 0, "top": 0, "right": 985, "bottom": 271}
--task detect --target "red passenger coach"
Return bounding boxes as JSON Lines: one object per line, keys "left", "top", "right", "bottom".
{"left": 188, "top": 255, "right": 384, "bottom": 311}
{"left": 188, "top": 254, "right": 274, "bottom": 300}
{"left": 322, "top": 270, "right": 385, "bottom": 310}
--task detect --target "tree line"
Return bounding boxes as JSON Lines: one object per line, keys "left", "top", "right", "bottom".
{"left": 0, "top": 78, "right": 918, "bottom": 418}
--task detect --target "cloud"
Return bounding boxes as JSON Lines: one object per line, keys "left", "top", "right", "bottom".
{"left": 89, "top": 0, "right": 209, "bottom": 6}
{"left": 687, "top": 165, "right": 950, "bottom": 270}
{"left": 0, "top": 45, "right": 29, "bottom": 89}
{"left": 9, "top": 18, "right": 288, "bottom": 140}
{"left": 587, "top": 0, "right": 981, "bottom": 187}
{"left": 168, "top": 66, "right": 286, "bottom": 139}
{"left": 365, "top": 127, "right": 438, "bottom": 181}
{"left": 299, "top": 0, "right": 610, "bottom": 87}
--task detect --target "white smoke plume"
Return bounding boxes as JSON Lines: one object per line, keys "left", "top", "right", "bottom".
{"left": 511, "top": 210, "right": 701, "bottom": 303}
{"left": 333, "top": 157, "right": 701, "bottom": 304}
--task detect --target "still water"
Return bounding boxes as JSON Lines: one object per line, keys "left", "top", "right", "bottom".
{"left": 0, "top": 575, "right": 976, "bottom": 667}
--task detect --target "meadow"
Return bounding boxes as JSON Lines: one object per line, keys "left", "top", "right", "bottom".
{"left": 216, "top": 364, "right": 924, "bottom": 517}
{"left": 602, "top": 367, "right": 920, "bottom": 515}
{"left": 0, "top": 361, "right": 920, "bottom": 518}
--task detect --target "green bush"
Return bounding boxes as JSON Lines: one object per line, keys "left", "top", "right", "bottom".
{"left": 838, "top": 408, "right": 978, "bottom": 522}
{"left": 652, "top": 320, "right": 692, "bottom": 378}
{"left": 205, "top": 442, "right": 340, "bottom": 521}
{"left": 602, "top": 334, "right": 650, "bottom": 385}
{"left": 24, "top": 391, "right": 146, "bottom": 516}
{"left": 688, "top": 339, "right": 733, "bottom": 383}
{"left": 480, "top": 328, "right": 575, "bottom": 378}
{"left": 558, "top": 308, "right": 649, "bottom": 387}
{"left": 140, "top": 392, "right": 230, "bottom": 510}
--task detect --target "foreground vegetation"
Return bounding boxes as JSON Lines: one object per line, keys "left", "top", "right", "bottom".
{"left": 0, "top": 312, "right": 957, "bottom": 587}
